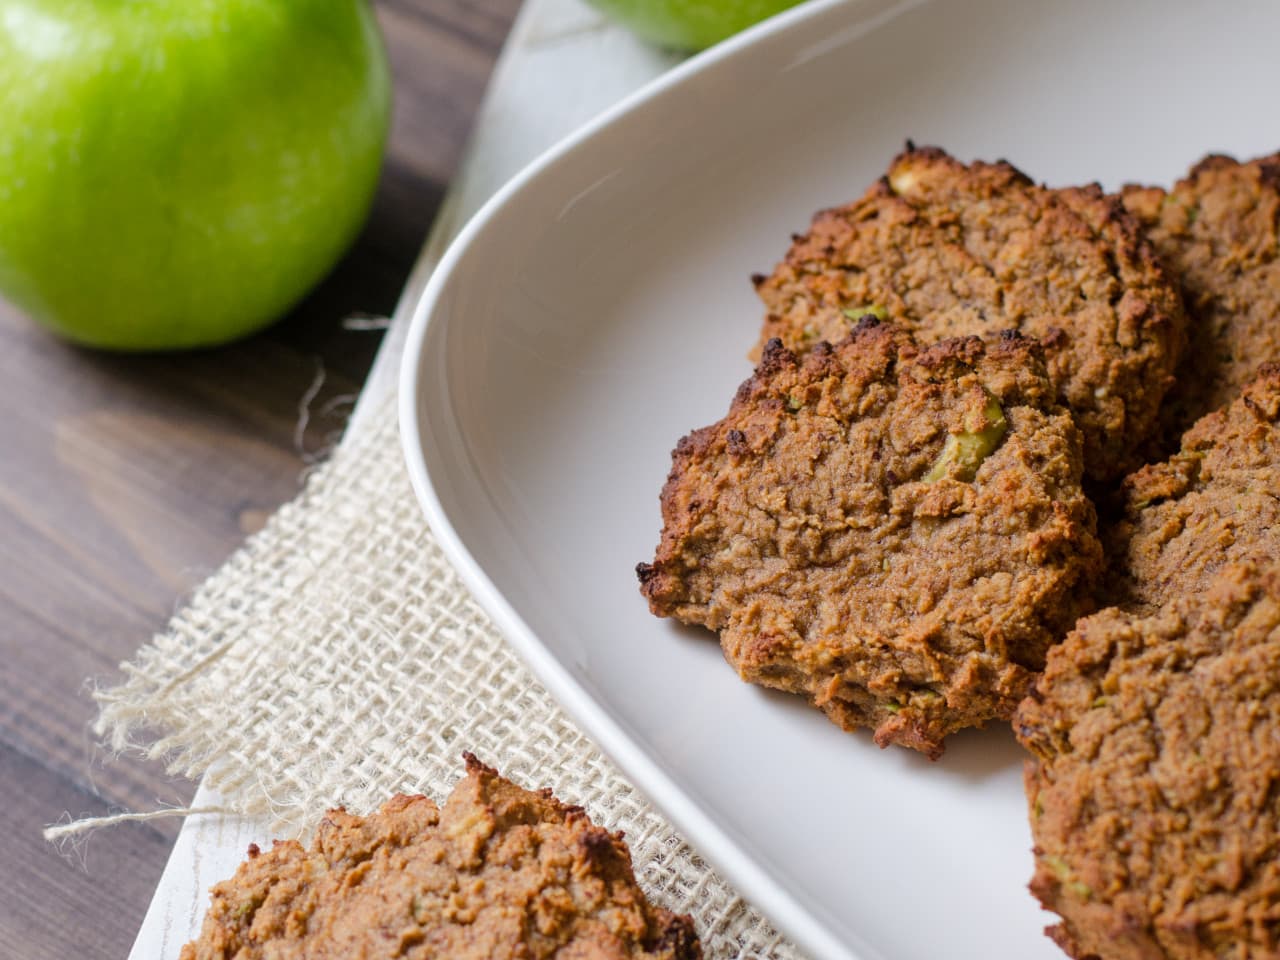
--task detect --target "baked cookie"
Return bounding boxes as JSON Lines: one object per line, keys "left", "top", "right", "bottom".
{"left": 1015, "top": 560, "right": 1280, "bottom": 960}
{"left": 754, "top": 145, "right": 1186, "bottom": 481}
{"left": 1107, "top": 363, "right": 1280, "bottom": 612}
{"left": 1122, "top": 151, "right": 1280, "bottom": 441}
{"left": 181, "top": 755, "right": 700, "bottom": 960}
{"left": 638, "top": 320, "right": 1102, "bottom": 758}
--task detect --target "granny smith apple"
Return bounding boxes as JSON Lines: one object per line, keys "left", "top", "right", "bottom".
{"left": 585, "top": 0, "right": 803, "bottom": 50}
{"left": 0, "top": 0, "right": 391, "bottom": 350}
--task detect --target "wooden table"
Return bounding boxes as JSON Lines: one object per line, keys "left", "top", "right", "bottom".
{"left": 0, "top": 2, "right": 520, "bottom": 955}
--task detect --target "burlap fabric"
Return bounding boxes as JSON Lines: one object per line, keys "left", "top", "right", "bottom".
{"left": 93, "top": 391, "right": 797, "bottom": 958}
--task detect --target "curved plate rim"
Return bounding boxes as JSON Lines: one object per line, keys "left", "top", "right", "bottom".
{"left": 398, "top": 0, "right": 881, "bottom": 956}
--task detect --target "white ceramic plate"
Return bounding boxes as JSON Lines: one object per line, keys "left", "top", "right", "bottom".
{"left": 400, "top": 2, "right": 1280, "bottom": 956}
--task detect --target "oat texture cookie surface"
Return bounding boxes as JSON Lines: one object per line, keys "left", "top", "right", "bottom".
{"left": 755, "top": 146, "right": 1186, "bottom": 480}
{"left": 181, "top": 755, "right": 700, "bottom": 960}
{"left": 638, "top": 320, "right": 1102, "bottom": 758}
{"left": 1107, "top": 363, "right": 1280, "bottom": 612}
{"left": 1122, "top": 152, "right": 1280, "bottom": 441}
{"left": 1015, "top": 560, "right": 1280, "bottom": 960}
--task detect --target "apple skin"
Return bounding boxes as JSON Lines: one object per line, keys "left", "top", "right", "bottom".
{"left": 585, "top": 0, "right": 803, "bottom": 50}
{"left": 0, "top": 0, "right": 391, "bottom": 350}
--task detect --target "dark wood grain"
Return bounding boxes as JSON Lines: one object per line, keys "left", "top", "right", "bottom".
{"left": 0, "top": 2, "right": 521, "bottom": 957}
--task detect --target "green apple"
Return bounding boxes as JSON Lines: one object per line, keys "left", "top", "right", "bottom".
{"left": 585, "top": 0, "right": 803, "bottom": 51}
{"left": 0, "top": 0, "right": 391, "bottom": 350}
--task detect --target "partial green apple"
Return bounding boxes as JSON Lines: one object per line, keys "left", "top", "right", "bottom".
{"left": 585, "top": 0, "right": 803, "bottom": 51}
{"left": 0, "top": 0, "right": 391, "bottom": 350}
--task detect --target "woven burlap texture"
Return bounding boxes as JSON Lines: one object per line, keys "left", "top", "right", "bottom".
{"left": 94, "top": 395, "right": 797, "bottom": 959}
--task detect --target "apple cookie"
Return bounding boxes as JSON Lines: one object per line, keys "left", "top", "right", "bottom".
{"left": 754, "top": 145, "right": 1186, "bottom": 481}
{"left": 1122, "top": 151, "right": 1280, "bottom": 444}
{"left": 1015, "top": 560, "right": 1280, "bottom": 960}
{"left": 181, "top": 755, "right": 700, "bottom": 960}
{"left": 638, "top": 319, "right": 1102, "bottom": 758}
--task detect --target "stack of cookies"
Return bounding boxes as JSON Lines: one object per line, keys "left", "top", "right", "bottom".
{"left": 639, "top": 145, "right": 1280, "bottom": 959}
{"left": 182, "top": 148, "right": 1277, "bottom": 960}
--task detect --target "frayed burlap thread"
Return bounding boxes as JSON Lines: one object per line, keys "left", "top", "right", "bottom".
{"left": 93, "top": 394, "right": 797, "bottom": 959}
